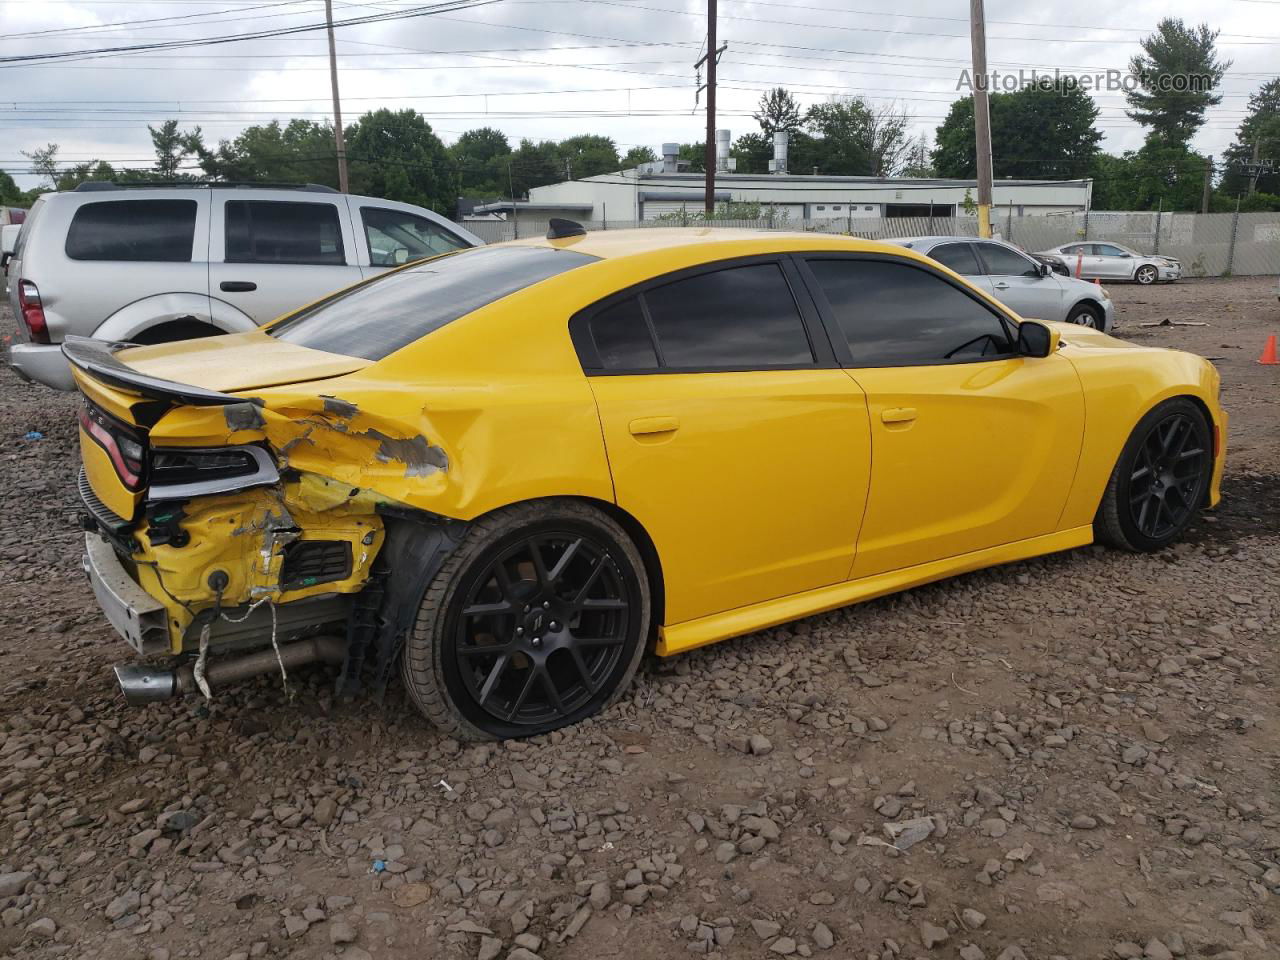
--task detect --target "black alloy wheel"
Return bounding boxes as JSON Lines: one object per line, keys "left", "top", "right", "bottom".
{"left": 403, "top": 501, "right": 649, "bottom": 740}
{"left": 1096, "top": 398, "right": 1212, "bottom": 552}
{"left": 1126, "top": 412, "right": 1209, "bottom": 540}
{"left": 453, "top": 532, "right": 630, "bottom": 727}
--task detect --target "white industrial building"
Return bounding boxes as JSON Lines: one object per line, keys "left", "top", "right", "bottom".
{"left": 470, "top": 132, "right": 1093, "bottom": 225}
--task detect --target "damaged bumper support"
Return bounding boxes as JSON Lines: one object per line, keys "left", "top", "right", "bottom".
{"left": 114, "top": 635, "right": 347, "bottom": 704}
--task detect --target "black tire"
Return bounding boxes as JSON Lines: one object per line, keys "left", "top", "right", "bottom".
{"left": 1134, "top": 264, "right": 1158, "bottom": 285}
{"left": 1095, "top": 398, "right": 1212, "bottom": 552}
{"left": 402, "top": 500, "right": 650, "bottom": 740}
{"left": 1066, "top": 302, "right": 1103, "bottom": 328}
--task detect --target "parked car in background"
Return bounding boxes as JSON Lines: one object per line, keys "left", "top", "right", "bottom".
{"left": 1037, "top": 241, "right": 1181, "bottom": 284}
{"left": 887, "top": 236, "right": 1115, "bottom": 330}
{"left": 1, "top": 223, "right": 19, "bottom": 275}
{"left": 6, "top": 182, "right": 483, "bottom": 390}
{"left": 1031, "top": 252, "right": 1070, "bottom": 277}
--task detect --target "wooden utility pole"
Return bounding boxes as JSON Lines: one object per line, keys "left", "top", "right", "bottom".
{"left": 1249, "top": 141, "right": 1261, "bottom": 196}
{"left": 702, "top": 0, "right": 717, "bottom": 214}
{"left": 968, "top": 0, "right": 993, "bottom": 238}
{"left": 1202, "top": 155, "right": 1213, "bottom": 213}
{"left": 324, "top": 0, "right": 349, "bottom": 192}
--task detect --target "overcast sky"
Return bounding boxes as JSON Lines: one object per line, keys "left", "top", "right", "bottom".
{"left": 2, "top": 0, "right": 1274, "bottom": 189}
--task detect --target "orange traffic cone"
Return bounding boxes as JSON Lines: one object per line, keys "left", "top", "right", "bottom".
{"left": 1260, "top": 334, "right": 1279, "bottom": 365}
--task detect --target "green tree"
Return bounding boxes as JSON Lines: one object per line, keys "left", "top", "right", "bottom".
{"left": 1089, "top": 143, "right": 1208, "bottom": 211}
{"left": 753, "top": 87, "right": 803, "bottom": 136}
{"left": 803, "top": 98, "right": 874, "bottom": 176}
{"left": 507, "top": 139, "right": 561, "bottom": 197}
{"left": 557, "top": 134, "right": 620, "bottom": 180}
{"left": 620, "top": 145, "right": 658, "bottom": 168}
{"left": 195, "top": 119, "right": 339, "bottom": 185}
{"left": 1126, "top": 19, "right": 1230, "bottom": 149}
{"left": 933, "top": 81, "right": 1102, "bottom": 179}
{"left": 1219, "top": 78, "right": 1280, "bottom": 197}
{"left": 0, "top": 170, "right": 20, "bottom": 204}
{"left": 450, "top": 127, "right": 511, "bottom": 197}
{"left": 731, "top": 132, "right": 772, "bottom": 174}
{"left": 677, "top": 143, "right": 705, "bottom": 174}
{"left": 20, "top": 144, "right": 60, "bottom": 189}
{"left": 149, "top": 120, "right": 203, "bottom": 178}
{"left": 345, "top": 109, "right": 455, "bottom": 211}
{"left": 900, "top": 135, "right": 935, "bottom": 178}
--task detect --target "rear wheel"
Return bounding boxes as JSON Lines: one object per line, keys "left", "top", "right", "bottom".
{"left": 1095, "top": 398, "right": 1212, "bottom": 552}
{"left": 1134, "top": 264, "right": 1158, "bottom": 285}
{"left": 402, "top": 500, "right": 649, "bottom": 740}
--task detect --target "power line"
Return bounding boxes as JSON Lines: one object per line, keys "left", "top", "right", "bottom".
{"left": 0, "top": 0, "right": 502, "bottom": 65}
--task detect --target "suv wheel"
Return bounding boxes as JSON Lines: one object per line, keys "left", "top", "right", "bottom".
{"left": 402, "top": 501, "right": 650, "bottom": 740}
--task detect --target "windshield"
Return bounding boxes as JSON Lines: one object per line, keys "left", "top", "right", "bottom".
{"left": 270, "top": 245, "right": 598, "bottom": 361}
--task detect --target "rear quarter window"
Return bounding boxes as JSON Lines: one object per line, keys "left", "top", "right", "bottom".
{"left": 270, "top": 245, "right": 598, "bottom": 360}
{"left": 65, "top": 199, "right": 197, "bottom": 262}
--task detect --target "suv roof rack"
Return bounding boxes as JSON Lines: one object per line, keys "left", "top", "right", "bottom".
{"left": 73, "top": 180, "right": 340, "bottom": 194}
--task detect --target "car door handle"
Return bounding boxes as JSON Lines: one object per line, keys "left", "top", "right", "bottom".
{"left": 993, "top": 281, "right": 1010, "bottom": 290}
{"left": 629, "top": 416, "right": 680, "bottom": 436}
{"left": 880, "top": 407, "right": 917, "bottom": 424}
{"left": 219, "top": 281, "right": 257, "bottom": 293}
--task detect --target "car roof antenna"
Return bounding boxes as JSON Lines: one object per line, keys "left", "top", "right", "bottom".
{"left": 546, "top": 218, "right": 587, "bottom": 239}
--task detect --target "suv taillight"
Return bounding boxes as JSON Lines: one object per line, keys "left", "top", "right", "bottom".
{"left": 17, "top": 280, "right": 49, "bottom": 344}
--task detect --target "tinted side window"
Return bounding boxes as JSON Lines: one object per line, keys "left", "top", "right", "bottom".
{"left": 65, "top": 199, "right": 197, "bottom": 262}
{"left": 976, "top": 243, "right": 1036, "bottom": 276}
{"left": 225, "top": 200, "right": 344, "bottom": 265}
{"left": 361, "top": 207, "right": 468, "bottom": 267}
{"left": 929, "top": 242, "right": 981, "bottom": 275}
{"left": 807, "top": 258, "right": 1014, "bottom": 366}
{"left": 1095, "top": 244, "right": 1126, "bottom": 256}
{"left": 642, "top": 263, "right": 813, "bottom": 369}
{"left": 590, "top": 297, "right": 658, "bottom": 370}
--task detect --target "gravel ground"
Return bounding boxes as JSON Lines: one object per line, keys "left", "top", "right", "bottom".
{"left": 0, "top": 277, "right": 1278, "bottom": 960}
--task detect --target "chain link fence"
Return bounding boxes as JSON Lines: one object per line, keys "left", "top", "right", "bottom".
{"left": 462, "top": 210, "right": 1280, "bottom": 277}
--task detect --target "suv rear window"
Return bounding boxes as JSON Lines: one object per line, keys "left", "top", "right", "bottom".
{"left": 65, "top": 199, "right": 197, "bottom": 262}
{"left": 270, "top": 245, "right": 598, "bottom": 360}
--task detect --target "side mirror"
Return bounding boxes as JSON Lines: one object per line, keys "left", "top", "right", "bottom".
{"left": 1037, "top": 262, "right": 1052, "bottom": 277}
{"left": 1017, "top": 320, "right": 1059, "bottom": 358}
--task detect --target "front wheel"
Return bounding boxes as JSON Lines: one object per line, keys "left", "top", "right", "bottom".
{"left": 1134, "top": 264, "right": 1158, "bottom": 285}
{"left": 1066, "top": 303, "right": 1102, "bottom": 328}
{"left": 1095, "top": 398, "right": 1212, "bottom": 552}
{"left": 402, "top": 501, "right": 650, "bottom": 740}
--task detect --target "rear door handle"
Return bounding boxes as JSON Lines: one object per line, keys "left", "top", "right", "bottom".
{"left": 880, "top": 407, "right": 917, "bottom": 424}
{"left": 629, "top": 416, "right": 680, "bottom": 436}
{"left": 219, "top": 281, "right": 257, "bottom": 293}
{"left": 993, "top": 281, "right": 1010, "bottom": 290}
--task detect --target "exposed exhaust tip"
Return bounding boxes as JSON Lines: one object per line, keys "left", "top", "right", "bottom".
{"left": 114, "top": 663, "right": 178, "bottom": 705}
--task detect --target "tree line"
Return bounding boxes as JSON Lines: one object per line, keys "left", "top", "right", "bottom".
{"left": 2, "top": 17, "right": 1275, "bottom": 215}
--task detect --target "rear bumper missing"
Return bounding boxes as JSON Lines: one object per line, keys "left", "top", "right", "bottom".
{"left": 82, "top": 532, "right": 170, "bottom": 656}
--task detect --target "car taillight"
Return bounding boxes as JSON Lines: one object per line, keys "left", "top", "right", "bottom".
{"left": 17, "top": 280, "right": 49, "bottom": 344}
{"left": 78, "top": 407, "right": 144, "bottom": 489}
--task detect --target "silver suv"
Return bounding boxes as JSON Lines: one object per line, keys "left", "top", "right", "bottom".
{"left": 7, "top": 182, "right": 483, "bottom": 389}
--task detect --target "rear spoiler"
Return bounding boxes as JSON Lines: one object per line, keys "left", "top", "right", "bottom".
{"left": 62, "top": 336, "right": 262, "bottom": 408}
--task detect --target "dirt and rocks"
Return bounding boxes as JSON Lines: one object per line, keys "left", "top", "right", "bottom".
{"left": 0, "top": 276, "right": 1277, "bottom": 960}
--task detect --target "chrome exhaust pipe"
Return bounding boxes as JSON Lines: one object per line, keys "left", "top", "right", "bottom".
{"left": 114, "top": 636, "right": 348, "bottom": 705}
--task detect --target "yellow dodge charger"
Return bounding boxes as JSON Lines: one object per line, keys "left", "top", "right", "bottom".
{"left": 70, "top": 226, "right": 1226, "bottom": 740}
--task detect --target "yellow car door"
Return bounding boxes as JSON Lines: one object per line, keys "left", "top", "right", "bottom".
{"left": 571, "top": 257, "right": 872, "bottom": 626}
{"left": 798, "top": 255, "right": 1085, "bottom": 579}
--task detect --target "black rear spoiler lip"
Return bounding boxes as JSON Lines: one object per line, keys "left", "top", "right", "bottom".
{"left": 61, "top": 336, "right": 263, "bottom": 408}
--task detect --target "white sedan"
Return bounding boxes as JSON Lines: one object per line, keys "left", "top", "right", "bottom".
{"left": 1036, "top": 241, "right": 1181, "bottom": 285}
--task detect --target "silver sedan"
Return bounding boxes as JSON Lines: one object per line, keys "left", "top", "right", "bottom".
{"left": 886, "top": 236, "right": 1116, "bottom": 331}
{"left": 1036, "top": 241, "right": 1181, "bottom": 284}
